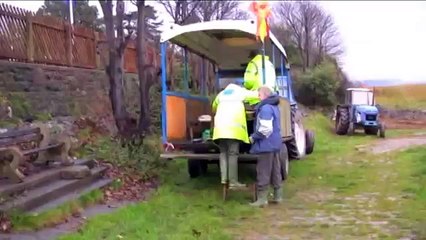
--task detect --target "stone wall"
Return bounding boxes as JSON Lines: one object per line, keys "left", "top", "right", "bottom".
{"left": 0, "top": 60, "right": 140, "bottom": 129}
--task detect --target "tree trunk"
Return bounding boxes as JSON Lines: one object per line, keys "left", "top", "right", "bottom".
{"left": 100, "top": 0, "right": 129, "bottom": 134}
{"left": 136, "top": 0, "right": 150, "bottom": 133}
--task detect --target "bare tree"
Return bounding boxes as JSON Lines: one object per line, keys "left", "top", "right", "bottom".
{"left": 156, "top": 0, "right": 200, "bottom": 24}
{"left": 313, "top": 11, "right": 343, "bottom": 65}
{"left": 99, "top": 0, "right": 133, "bottom": 135}
{"left": 196, "top": 1, "right": 249, "bottom": 21}
{"left": 301, "top": 2, "right": 322, "bottom": 68}
{"left": 134, "top": 0, "right": 149, "bottom": 134}
{"left": 273, "top": 1, "right": 342, "bottom": 71}
{"left": 273, "top": 2, "right": 306, "bottom": 71}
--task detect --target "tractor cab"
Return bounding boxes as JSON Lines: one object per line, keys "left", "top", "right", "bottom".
{"left": 335, "top": 88, "right": 385, "bottom": 137}
{"left": 346, "top": 88, "right": 374, "bottom": 106}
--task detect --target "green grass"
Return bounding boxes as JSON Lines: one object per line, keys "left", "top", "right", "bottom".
{"left": 395, "top": 147, "right": 426, "bottom": 238}
{"left": 59, "top": 161, "right": 259, "bottom": 240}
{"left": 10, "top": 189, "right": 104, "bottom": 231}
{"left": 59, "top": 113, "right": 426, "bottom": 239}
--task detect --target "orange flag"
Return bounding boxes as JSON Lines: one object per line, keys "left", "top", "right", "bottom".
{"left": 249, "top": 1, "right": 271, "bottom": 43}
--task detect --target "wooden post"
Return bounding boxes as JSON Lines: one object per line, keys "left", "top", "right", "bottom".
{"left": 64, "top": 22, "right": 73, "bottom": 66}
{"left": 94, "top": 31, "right": 101, "bottom": 69}
{"left": 25, "top": 13, "right": 34, "bottom": 62}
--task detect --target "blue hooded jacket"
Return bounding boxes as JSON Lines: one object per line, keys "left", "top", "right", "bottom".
{"left": 250, "top": 95, "right": 282, "bottom": 154}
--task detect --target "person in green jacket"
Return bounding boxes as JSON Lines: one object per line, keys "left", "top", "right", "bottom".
{"left": 243, "top": 50, "right": 277, "bottom": 105}
{"left": 212, "top": 82, "right": 258, "bottom": 188}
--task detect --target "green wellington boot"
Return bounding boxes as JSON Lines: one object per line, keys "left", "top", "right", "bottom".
{"left": 249, "top": 190, "right": 268, "bottom": 207}
{"left": 270, "top": 188, "right": 283, "bottom": 204}
{"left": 228, "top": 156, "right": 246, "bottom": 189}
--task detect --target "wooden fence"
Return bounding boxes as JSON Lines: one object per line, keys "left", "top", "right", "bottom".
{"left": 0, "top": 3, "right": 160, "bottom": 73}
{"left": 0, "top": 3, "right": 218, "bottom": 93}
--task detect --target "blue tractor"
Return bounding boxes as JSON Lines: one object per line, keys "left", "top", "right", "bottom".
{"left": 334, "top": 88, "right": 385, "bottom": 137}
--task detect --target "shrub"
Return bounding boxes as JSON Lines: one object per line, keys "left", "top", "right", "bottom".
{"left": 79, "top": 135, "right": 165, "bottom": 179}
{"left": 295, "top": 61, "right": 341, "bottom": 107}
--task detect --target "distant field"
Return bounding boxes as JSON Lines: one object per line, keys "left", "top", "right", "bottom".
{"left": 374, "top": 84, "right": 426, "bottom": 110}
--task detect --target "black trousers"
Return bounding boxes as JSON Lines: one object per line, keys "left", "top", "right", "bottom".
{"left": 256, "top": 151, "right": 282, "bottom": 192}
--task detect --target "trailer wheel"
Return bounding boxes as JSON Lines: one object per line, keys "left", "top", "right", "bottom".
{"left": 187, "top": 160, "right": 207, "bottom": 178}
{"left": 305, "top": 129, "right": 315, "bottom": 155}
{"left": 280, "top": 143, "right": 289, "bottom": 181}
{"left": 286, "top": 107, "right": 306, "bottom": 160}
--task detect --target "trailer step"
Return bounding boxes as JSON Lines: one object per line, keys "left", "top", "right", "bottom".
{"left": 160, "top": 153, "right": 258, "bottom": 161}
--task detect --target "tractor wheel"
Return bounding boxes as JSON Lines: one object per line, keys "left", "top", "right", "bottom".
{"left": 305, "top": 129, "right": 315, "bottom": 155}
{"left": 187, "top": 159, "right": 208, "bottom": 178}
{"left": 280, "top": 143, "right": 289, "bottom": 181}
{"left": 379, "top": 123, "right": 386, "bottom": 138}
{"left": 364, "top": 127, "right": 378, "bottom": 135}
{"left": 286, "top": 107, "right": 306, "bottom": 160}
{"left": 335, "top": 107, "right": 350, "bottom": 135}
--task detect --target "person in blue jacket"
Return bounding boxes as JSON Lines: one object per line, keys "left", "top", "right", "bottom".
{"left": 249, "top": 86, "right": 283, "bottom": 207}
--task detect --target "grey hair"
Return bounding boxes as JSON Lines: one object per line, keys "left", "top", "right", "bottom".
{"left": 258, "top": 86, "right": 273, "bottom": 97}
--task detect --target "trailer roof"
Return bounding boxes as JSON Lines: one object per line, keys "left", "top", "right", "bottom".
{"left": 347, "top": 88, "right": 373, "bottom": 92}
{"left": 160, "top": 20, "right": 289, "bottom": 70}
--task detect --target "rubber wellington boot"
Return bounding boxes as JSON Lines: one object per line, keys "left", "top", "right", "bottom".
{"left": 249, "top": 190, "right": 268, "bottom": 207}
{"left": 270, "top": 188, "right": 283, "bottom": 204}
{"left": 228, "top": 156, "right": 246, "bottom": 189}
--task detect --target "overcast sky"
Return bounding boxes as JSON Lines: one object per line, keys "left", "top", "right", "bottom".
{"left": 2, "top": 0, "right": 426, "bottom": 83}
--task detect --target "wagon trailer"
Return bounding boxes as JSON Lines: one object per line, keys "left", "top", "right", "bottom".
{"left": 158, "top": 19, "right": 315, "bottom": 199}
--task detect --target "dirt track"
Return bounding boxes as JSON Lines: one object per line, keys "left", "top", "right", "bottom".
{"left": 356, "top": 134, "right": 426, "bottom": 154}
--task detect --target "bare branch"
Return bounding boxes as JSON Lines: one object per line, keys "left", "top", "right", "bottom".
{"left": 273, "top": 1, "right": 343, "bottom": 70}
{"left": 156, "top": 0, "right": 177, "bottom": 21}
{"left": 156, "top": 0, "right": 201, "bottom": 24}
{"left": 195, "top": 1, "right": 244, "bottom": 21}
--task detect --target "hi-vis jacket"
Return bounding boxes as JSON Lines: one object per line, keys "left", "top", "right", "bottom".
{"left": 243, "top": 54, "right": 277, "bottom": 105}
{"left": 212, "top": 84, "right": 258, "bottom": 144}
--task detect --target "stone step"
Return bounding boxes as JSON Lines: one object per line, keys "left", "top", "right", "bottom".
{"left": 0, "top": 159, "right": 95, "bottom": 197}
{"left": 0, "top": 166, "right": 107, "bottom": 212}
{"left": 30, "top": 178, "right": 113, "bottom": 214}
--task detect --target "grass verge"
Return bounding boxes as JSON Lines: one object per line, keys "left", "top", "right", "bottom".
{"left": 59, "top": 113, "right": 425, "bottom": 239}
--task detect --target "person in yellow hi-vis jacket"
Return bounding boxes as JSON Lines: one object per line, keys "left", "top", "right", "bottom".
{"left": 212, "top": 81, "right": 258, "bottom": 189}
{"left": 243, "top": 50, "right": 277, "bottom": 105}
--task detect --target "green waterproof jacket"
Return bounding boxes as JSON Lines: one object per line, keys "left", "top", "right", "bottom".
{"left": 243, "top": 54, "right": 277, "bottom": 105}
{"left": 212, "top": 84, "right": 258, "bottom": 144}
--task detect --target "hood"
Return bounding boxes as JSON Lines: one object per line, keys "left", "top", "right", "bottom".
{"left": 257, "top": 95, "right": 280, "bottom": 110}
{"left": 253, "top": 54, "right": 270, "bottom": 62}
{"left": 356, "top": 105, "right": 378, "bottom": 114}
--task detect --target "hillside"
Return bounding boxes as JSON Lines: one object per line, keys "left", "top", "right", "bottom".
{"left": 375, "top": 84, "right": 426, "bottom": 110}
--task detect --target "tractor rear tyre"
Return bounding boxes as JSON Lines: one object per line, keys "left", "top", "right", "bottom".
{"left": 335, "top": 107, "right": 350, "bottom": 135}
{"left": 280, "top": 143, "right": 289, "bottom": 181}
{"left": 379, "top": 123, "right": 386, "bottom": 138}
{"left": 286, "top": 107, "right": 306, "bottom": 160}
{"left": 188, "top": 159, "right": 208, "bottom": 178}
{"left": 305, "top": 130, "right": 315, "bottom": 155}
